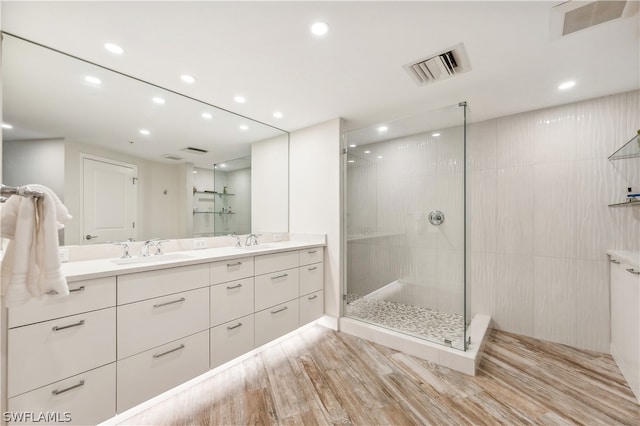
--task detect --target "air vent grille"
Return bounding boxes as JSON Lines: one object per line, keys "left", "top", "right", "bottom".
{"left": 180, "top": 146, "right": 209, "bottom": 155}
{"left": 162, "top": 154, "right": 183, "bottom": 161}
{"left": 550, "top": 1, "right": 637, "bottom": 40}
{"left": 403, "top": 43, "right": 471, "bottom": 86}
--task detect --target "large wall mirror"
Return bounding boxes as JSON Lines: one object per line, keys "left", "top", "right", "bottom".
{"left": 1, "top": 33, "right": 289, "bottom": 245}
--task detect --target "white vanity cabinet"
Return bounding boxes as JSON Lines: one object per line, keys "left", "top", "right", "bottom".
{"left": 609, "top": 253, "right": 640, "bottom": 403}
{"left": 6, "top": 276, "right": 117, "bottom": 426}
{"left": 298, "top": 248, "right": 324, "bottom": 325}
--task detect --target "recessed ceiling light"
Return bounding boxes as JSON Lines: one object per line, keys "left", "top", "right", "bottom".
{"left": 139, "top": 129, "right": 150, "bottom": 135}
{"left": 348, "top": 160, "right": 355, "bottom": 163}
{"left": 364, "top": 150, "right": 371, "bottom": 154}
{"left": 273, "top": 111, "right": 283, "bottom": 119}
{"left": 193, "top": 170, "right": 198, "bottom": 174}
{"left": 239, "top": 125, "right": 249, "bottom": 131}
{"left": 349, "top": 144, "right": 357, "bottom": 148}
{"left": 152, "top": 97, "right": 165, "bottom": 104}
{"left": 432, "top": 132, "right": 441, "bottom": 137}
{"left": 377, "top": 156, "right": 383, "bottom": 159}
{"left": 377, "top": 126, "right": 388, "bottom": 132}
{"left": 181, "top": 74, "right": 196, "bottom": 84}
{"left": 2, "top": 123, "right": 13, "bottom": 129}
{"left": 234, "top": 96, "right": 246, "bottom": 104}
{"left": 311, "top": 22, "right": 329, "bottom": 36}
{"left": 202, "top": 112, "right": 212, "bottom": 119}
{"left": 220, "top": 164, "right": 227, "bottom": 168}
{"left": 85, "top": 76, "right": 101, "bottom": 84}
{"left": 558, "top": 80, "right": 576, "bottom": 90}
{"left": 104, "top": 43, "right": 124, "bottom": 55}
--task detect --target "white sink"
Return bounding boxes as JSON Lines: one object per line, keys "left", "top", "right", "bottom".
{"left": 111, "top": 253, "right": 193, "bottom": 265}
{"left": 235, "top": 244, "right": 272, "bottom": 251}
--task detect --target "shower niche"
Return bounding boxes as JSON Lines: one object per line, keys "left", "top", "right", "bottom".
{"left": 341, "top": 102, "right": 490, "bottom": 374}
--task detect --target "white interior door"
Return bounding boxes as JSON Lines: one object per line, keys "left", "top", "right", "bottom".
{"left": 82, "top": 156, "right": 137, "bottom": 244}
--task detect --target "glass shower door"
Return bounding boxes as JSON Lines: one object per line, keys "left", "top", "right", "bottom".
{"left": 343, "top": 102, "right": 468, "bottom": 350}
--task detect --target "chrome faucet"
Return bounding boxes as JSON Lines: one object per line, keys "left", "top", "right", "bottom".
{"left": 154, "top": 239, "right": 168, "bottom": 255}
{"left": 244, "top": 233, "right": 262, "bottom": 246}
{"left": 229, "top": 233, "right": 242, "bottom": 247}
{"left": 140, "top": 240, "right": 155, "bottom": 257}
{"left": 114, "top": 242, "right": 131, "bottom": 259}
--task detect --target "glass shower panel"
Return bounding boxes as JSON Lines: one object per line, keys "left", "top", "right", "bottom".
{"left": 343, "top": 103, "right": 468, "bottom": 350}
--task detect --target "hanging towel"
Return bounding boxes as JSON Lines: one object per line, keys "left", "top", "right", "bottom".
{"left": 1, "top": 185, "right": 73, "bottom": 306}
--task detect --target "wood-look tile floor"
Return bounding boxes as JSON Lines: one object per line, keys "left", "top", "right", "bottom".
{"left": 122, "top": 326, "right": 640, "bottom": 425}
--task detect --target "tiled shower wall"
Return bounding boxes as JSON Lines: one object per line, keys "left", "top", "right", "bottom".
{"left": 468, "top": 89, "right": 640, "bottom": 352}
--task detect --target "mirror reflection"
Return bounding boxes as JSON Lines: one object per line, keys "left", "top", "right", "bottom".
{"left": 1, "top": 33, "right": 289, "bottom": 244}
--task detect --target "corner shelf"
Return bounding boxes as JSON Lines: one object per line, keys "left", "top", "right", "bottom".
{"left": 608, "top": 199, "right": 640, "bottom": 208}
{"left": 609, "top": 130, "right": 640, "bottom": 160}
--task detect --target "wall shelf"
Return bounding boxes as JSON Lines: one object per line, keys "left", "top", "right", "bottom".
{"left": 609, "top": 130, "right": 640, "bottom": 160}
{"left": 608, "top": 199, "right": 640, "bottom": 208}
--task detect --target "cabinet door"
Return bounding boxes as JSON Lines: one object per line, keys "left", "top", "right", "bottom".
{"left": 117, "top": 287, "right": 209, "bottom": 359}
{"left": 117, "top": 331, "right": 209, "bottom": 413}
{"left": 255, "top": 250, "right": 298, "bottom": 276}
{"left": 117, "top": 264, "right": 209, "bottom": 305}
{"left": 8, "top": 308, "right": 116, "bottom": 398}
{"left": 299, "top": 262, "right": 323, "bottom": 296}
{"left": 254, "top": 268, "right": 299, "bottom": 311}
{"left": 8, "top": 363, "right": 116, "bottom": 426}
{"left": 210, "top": 256, "right": 254, "bottom": 285}
{"left": 299, "top": 247, "right": 323, "bottom": 266}
{"left": 210, "top": 314, "right": 255, "bottom": 369}
{"left": 254, "top": 299, "right": 299, "bottom": 347}
{"left": 210, "top": 277, "right": 254, "bottom": 327}
{"left": 300, "top": 290, "right": 324, "bottom": 325}
{"left": 8, "top": 276, "right": 116, "bottom": 328}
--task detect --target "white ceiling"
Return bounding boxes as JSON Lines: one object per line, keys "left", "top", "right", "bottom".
{"left": 2, "top": 0, "right": 639, "bottom": 135}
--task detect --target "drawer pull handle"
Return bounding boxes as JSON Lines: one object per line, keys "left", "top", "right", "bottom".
{"left": 227, "top": 261, "right": 242, "bottom": 267}
{"left": 626, "top": 268, "right": 640, "bottom": 275}
{"left": 52, "top": 320, "right": 85, "bottom": 332}
{"left": 271, "top": 273, "right": 289, "bottom": 280}
{"left": 610, "top": 259, "right": 621, "bottom": 264}
{"left": 308, "top": 250, "right": 317, "bottom": 254}
{"left": 52, "top": 380, "right": 85, "bottom": 396}
{"left": 153, "top": 297, "right": 186, "bottom": 308}
{"left": 227, "top": 283, "right": 243, "bottom": 290}
{"left": 227, "top": 322, "right": 243, "bottom": 330}
{"left": 69, "top": 286, "right": 86, "bottom": 293}
{"left": 308, "top": 295, "right": 318, "bottom": 300}
{"left": 271, "top": 306, "right": 288, "bottom": 314}
{"left": 308, "top": 266, "right": 317, "bottom": 271}
{"left": 153, "top": 344, "right": 186, "bottom": 359}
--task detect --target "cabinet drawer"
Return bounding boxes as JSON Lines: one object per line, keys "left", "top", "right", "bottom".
{"left": 211, "top": 277, "right": 254, "bottom": 327}
{"left": 299, "top": 262, "right": 323, "bottom": 295}
{"left": 254, "top": 268, "right": 299, "bottom": 311}
{"left": 8, "top": 308, "right": 116, "bottom": 398}
{"left": 300, "top": 290, "right": 324, "bottom": 325}
{"left": 255, "top": 250, "right": 298, "bottom": 276}
{"left": 117, "top": 331, "right": 209, "bottom": 413}
{"left": 210, "top": 314, "right": 255, "bottom": 368}
{"left": 8, "top": 276, "right": 116, "bottom": 328}
{"left": 118, "top": 264, "right": 209, "bottom": 305}
{"left": 117, "top": 287, "right": 209, "bottom": 359}
{"left": 8, "top": 363, "right": 116, "bottom": 426}
{"left": 210, "top": 256, "right": 254, "bottom": 285}
{"left": 255, "top": 300, "right": 299, "bottom": 347}
{"left": 299, "top": 247, "right": 323, "bottom": 266}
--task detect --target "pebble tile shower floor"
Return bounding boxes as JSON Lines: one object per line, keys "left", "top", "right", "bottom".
{"left": 345, "top": 294, "right": 468, "bottom": 350}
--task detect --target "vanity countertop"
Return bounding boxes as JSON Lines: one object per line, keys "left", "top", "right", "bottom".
{"left": 63, "top": 238, "right": 326, "bottom": 282}
{"left": 607, "top": 250, "right": 640, "bottom": 269}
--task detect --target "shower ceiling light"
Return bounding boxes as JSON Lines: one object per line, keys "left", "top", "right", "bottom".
{"left": 202, "top": 112, "right": 212, "bottom": 119}
{"left": 311, "top": 22, "right": 329, "bottom": 36}
{"left": 364, "top": 150, "right": 371, "bottom": 154}
{"left": 432, "top": 132, "right": 441, "bottom": 137}
{"left": 558, "top": 80, "right": 576, "bottom": 90}
{"left": 152, "top": 97, "right": 165, "bottom": 104}
{"left": 104, "top": 42, "right": 124, "bottom": 55}
{"left": 377, "top": 126, "right": 388, "bottom": 132}
{"left": 85, "top": 76, "right": 101, "bottom": 84}
{"left": 180, "top": 74, "right": 196, "bottom": 84}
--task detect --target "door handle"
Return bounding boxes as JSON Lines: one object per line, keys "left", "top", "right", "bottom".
{"left": 85, "top": 234, "right": 99, "bottom": 240}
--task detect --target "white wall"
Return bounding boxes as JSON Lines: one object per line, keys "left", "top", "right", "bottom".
{"left": 289, "top": 118, "right": 342, "bottom": 321}
{"left": 252, "top": 134, "right": 288, "bottom": 233}
{"left": 468, "top": 90, "right": 640, "bottom": 352}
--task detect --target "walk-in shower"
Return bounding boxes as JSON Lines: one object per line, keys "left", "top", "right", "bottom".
{"left": 342, "top": 102, "right": 473, "bottom": 354}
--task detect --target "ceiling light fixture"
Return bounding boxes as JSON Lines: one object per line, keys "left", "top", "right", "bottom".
{"left": 377, "top": 126, "right": 388, "bottom": 132}
{"left": 234, "top": 96, "right": 246, "bottom": 104}
{"left": 349, "top": 144, "right": 357, "bottom": 148}
{"left": 273, "top": 111, "right": 283, "bottom": 119}
{"left": 2, "top": 123, "right": 13, "bottom": 129}
{"left": 202, "top": 112, "right": 212, "bottom": 119}
{"left": 104, "top": 43, "right": 124, "bottom": 55}
{"left": 348, "top": 160, "right": 355, "bottom": 163}
{"left": 220, "top": 164, "right": 227, "bottom": 168}
{"left": 139, "top": 129, "right": 150, "bottom": 135}
{"left": 432, "top": 132, "right": 441, "bottom": 137}
{"left": 180, "top": 74, "right": 196, "bottom": 84}
{"left": 152, "top": 97, "right": 165, "bottom": 104}
{"left": 558, "top": 80, "right": 576, "bottom": 90}
{"left": 239, "top": 125, "right": 249, "bottom": 131}
{"left": 377, "top": 156, "right": 383, "bottom": 159}
{"left": 85, "top": 76, "right": 101, "bottom": 84}
{"left": 364, "top": 150, "right": 371, "bottom": 154}
{"left": 311, "top": 22, "right": 329, "bottom": 36}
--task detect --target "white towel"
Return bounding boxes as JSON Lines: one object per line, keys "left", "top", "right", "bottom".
{"left": 1, "top": 185, "right": 73, "bottom": 306}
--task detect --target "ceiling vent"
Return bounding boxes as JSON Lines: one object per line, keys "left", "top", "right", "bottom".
{"left": 403, "top": 43, "right": 471, "bottom": 86}
{"left": 162, "top": 154, "right": 184, "bottom": 161}
{"left": 550, "top": 1, "right": 638, "bottom": 39}
{"left": 180, "top": 146, "right": 209, "bottom": 155}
